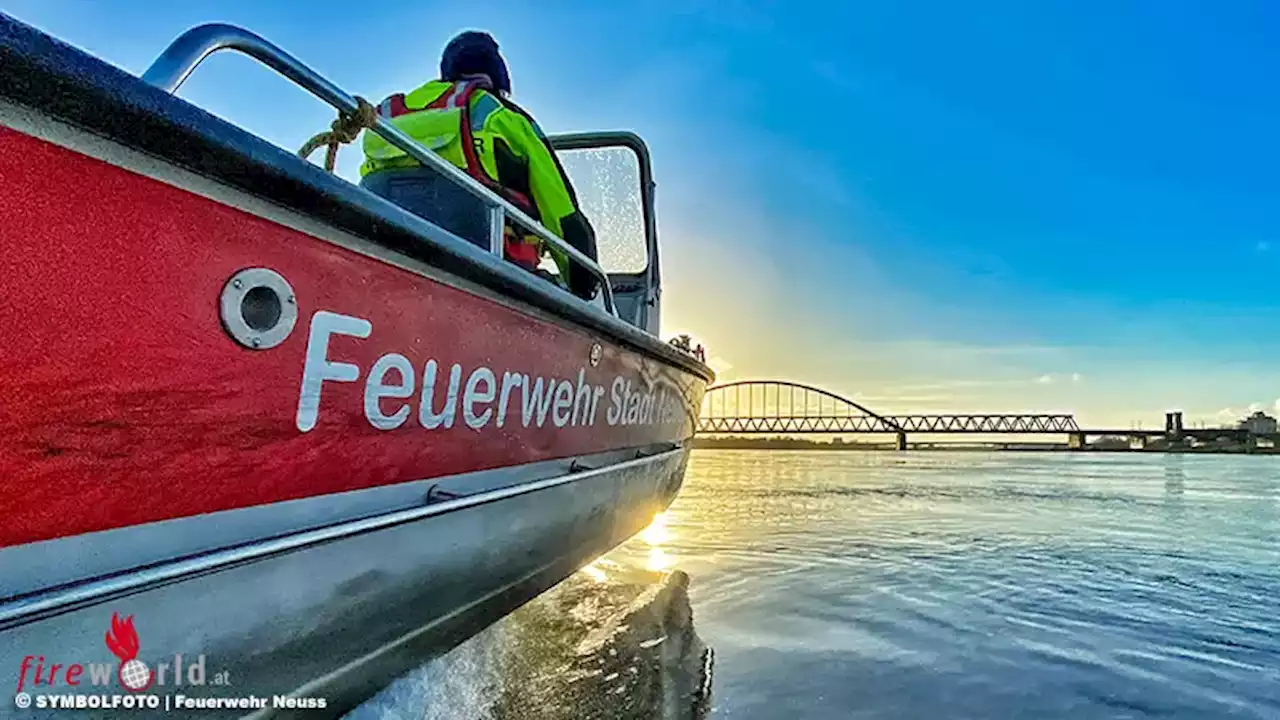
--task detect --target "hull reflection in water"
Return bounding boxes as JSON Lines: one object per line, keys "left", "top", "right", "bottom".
{"left": 346, "top": 560, "right": 713, "bottom": 720}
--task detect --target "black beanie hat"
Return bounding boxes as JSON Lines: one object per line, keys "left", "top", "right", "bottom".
{"left": 440, "top": 31, "right": 511, "bottom": 94}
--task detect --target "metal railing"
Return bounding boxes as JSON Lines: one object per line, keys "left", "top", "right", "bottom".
{"left": 140, "top": 23, "right": 617, "bottom": 315}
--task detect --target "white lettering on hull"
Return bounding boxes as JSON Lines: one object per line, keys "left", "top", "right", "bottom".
{"left": 364, "top": 353, "right": 414, "bottom": 430}
{"left": 295, "top": 311, "right": 690, "bottom": 434}
{"left": 296, "top": 311, "right": 373, "bottom": 432}
{"left": 463, "top": 367, "right": 496, "bottom": 429}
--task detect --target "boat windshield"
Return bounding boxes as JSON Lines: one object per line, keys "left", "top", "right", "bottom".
{"left": 555, "top": 145, "right": 648, "bottom": 277}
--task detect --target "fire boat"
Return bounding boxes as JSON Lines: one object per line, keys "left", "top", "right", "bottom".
{"left": 0, "top": 14, "right": 711, "bottom": 718}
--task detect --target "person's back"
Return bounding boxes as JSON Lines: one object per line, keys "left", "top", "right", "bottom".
{"left": 360, "top": 31, "right": 599, "bottom": 300}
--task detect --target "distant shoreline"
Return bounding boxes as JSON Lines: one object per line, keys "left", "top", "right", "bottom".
{"left": 691, "top": 436, "right": 1280, "bottom": 454}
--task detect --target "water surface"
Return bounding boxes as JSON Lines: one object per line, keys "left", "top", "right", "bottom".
{"left": 606, "top": 450, "right": 1280, "bottom": 719}
{"left": 355, "top": 450, "right": 1280, "bottom": 719}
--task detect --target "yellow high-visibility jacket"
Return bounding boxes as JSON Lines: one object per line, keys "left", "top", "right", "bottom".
{"left": 361, "top": 79, "right": 598, "bottom": 298}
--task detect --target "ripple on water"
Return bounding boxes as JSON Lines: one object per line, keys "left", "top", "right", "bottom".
{"left": 659, "top": 451, "right": 1280, "bottom": 720}
{"left": 345, "top": 451, "right": 1280, "bottom": 719}
{"left": 347, "top": 563, "right": 713, "bottom": 720}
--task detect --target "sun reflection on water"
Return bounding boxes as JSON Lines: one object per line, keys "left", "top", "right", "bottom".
{"left": 580, "top": 511, "right": 679, "bottom": 581}
{"left": 641, "top": 511, "right": 674, "bottom": 571}
{"left": 646, "top": 547, "right": 673, "bottom": 571}
{"left": 641, "top": 511, "right": 671, "bottom": 544}
{"left": 580, "top": 561, "right": 610, "bottom": 583}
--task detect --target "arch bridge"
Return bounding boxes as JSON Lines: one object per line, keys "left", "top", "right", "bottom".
{"left": 698, "top": 380, "right": 1080, "bottom": 450}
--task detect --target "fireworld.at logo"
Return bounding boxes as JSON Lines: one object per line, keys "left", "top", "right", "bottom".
{"left": 15, "top": 612, "right": 231, "bottom": 693}
{"left": 104, "top": 613, "right": 152, "bottom": 691}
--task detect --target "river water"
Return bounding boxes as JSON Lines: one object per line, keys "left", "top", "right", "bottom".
{"left": 354, "top": 450, "right": 1280, "bottom": 719}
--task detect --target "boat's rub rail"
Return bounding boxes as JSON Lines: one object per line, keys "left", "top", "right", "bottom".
{"left": 0, "top": 444, "right": 684, "bottom": 630}
{"left": 423, "top": 443, "right": 675, "bottom": 504}
{"left": 0, "top": 14, "right": 712, "bottom": 382}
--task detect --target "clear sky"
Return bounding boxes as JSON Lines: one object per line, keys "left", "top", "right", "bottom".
{"left": 8, "top": 0, "right": 1280, "bottom": 428}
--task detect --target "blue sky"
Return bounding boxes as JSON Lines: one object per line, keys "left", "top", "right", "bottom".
{"left": 8, "top": 0, "right": 1280, "bottom": 427}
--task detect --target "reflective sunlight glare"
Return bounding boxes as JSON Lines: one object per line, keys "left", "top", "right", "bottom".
{"left": 640, "top": 511, "right": 674, "bottom": 571}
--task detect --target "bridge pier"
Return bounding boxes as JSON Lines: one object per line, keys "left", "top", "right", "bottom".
{"left": 895, "top": 432, "right": 907, "bottom": 451}
{"left": 1165, "top": 411, "right": 1184, "bottom": 441}
{"left": 1067, "top": 433, "right": 1085, "bottom": 450}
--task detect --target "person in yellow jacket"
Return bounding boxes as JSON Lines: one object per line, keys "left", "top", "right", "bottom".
{"left": 360, "top": 31, "right": 599, "bottom": 300}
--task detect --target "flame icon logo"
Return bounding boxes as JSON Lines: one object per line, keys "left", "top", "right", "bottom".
{"left": 104, "top": 613, "right": 153, "bottom": 692}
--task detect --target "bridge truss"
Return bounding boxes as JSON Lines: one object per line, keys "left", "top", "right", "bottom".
{"left": 698, "top": 381, "right": 1080, "bottom": 435}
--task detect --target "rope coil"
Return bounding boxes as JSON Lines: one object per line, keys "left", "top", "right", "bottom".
{"left": 297, "top": 96, "right": 378, "bottom": 172}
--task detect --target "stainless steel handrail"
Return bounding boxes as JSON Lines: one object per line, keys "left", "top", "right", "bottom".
{"left": 140, "top": 23, "right": 617, "bottom": 315}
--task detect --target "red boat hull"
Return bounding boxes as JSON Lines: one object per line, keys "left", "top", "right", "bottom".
{"left": 0, "top": 123, "right": 703, "bottom": 550}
